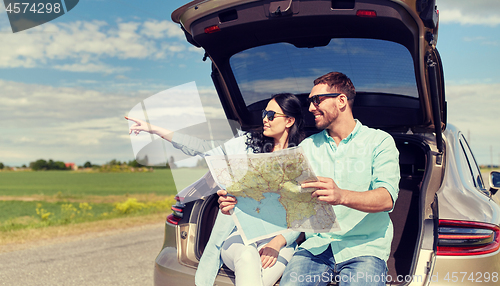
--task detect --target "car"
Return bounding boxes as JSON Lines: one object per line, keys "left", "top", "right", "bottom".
{"left": 154, "top": 0, "right": 500, "bottom": 285}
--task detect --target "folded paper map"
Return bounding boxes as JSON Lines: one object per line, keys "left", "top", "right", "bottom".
{"left": 205, "top": 146, "right": 340, "bottom": 245}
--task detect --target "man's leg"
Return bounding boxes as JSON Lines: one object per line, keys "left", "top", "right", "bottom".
{"left": 336, "top": 256, "right": 387, "bottom": 286}
{"left": 280, "top": 248, "right": 335, "bottom": 286}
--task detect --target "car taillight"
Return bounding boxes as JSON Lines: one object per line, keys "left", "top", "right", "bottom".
{"left": 437, "top": 220, "right": 500, "bottom": 256}
{"left": 356, "top": 10, "right": 377, "bottom": 18}
{"left": 166, "top": 196, "right": 185, "bottom": 226}
{"left": 204, "top": 25, "right": 221, "bottom": 34}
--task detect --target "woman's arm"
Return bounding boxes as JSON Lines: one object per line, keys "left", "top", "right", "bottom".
{"left": 126, "top": 116, "right": 174, "bottom": 142}
{"left": 126, "top": 116, "right": 240, "bottom": 157}
{"left": 259, "top": 234, "right": 286, "bottom": 269}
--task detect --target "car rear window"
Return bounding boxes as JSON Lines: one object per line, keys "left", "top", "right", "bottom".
{"left": 230, "top": 38, "right": 418, "bottom": 107}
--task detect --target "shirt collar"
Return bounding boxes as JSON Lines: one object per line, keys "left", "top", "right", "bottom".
{"left": 321, "top": 119, "right": 362, "bottom": 144}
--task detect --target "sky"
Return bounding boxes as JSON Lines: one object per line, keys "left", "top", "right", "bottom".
{"left": 0, "top": 0, "right": 499, "bottom": 167}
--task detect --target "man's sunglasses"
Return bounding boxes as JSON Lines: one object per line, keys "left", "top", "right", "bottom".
{"left": 262, "top": 110, "right": 287, "bottom": 121}
{"left": 306, "top": 93, "right": 343, "bottom": 106}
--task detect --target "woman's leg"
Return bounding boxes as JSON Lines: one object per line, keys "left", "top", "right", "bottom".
{"left": 220, "top": 229, "right": 263, "bottom": 286}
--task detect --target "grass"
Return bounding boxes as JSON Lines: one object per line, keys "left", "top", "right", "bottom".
{"left": 480, "top": 167, "right": 500, "bottom": 173}
{"left": 0, "top": 197, "right": 176, "bottom": 232}
{"left": 0, "top": 168, "right": 209, "bottom": 196}
{"left": 0, "top": 168, "right": 208, "bottom": 246}
{"left": 0, "top": 200, "right": 112, "bottom": 221}
{"left": 0, "top": 169, "right": 177, "bottom": 196}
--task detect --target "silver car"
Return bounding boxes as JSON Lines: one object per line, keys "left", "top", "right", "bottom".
{"left": 155, "top": 0, "right": 500, "bottom": 285}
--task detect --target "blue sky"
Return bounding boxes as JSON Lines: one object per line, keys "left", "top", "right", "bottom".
{"left": 0, "top": 0, "right": 499, "bottom": 166}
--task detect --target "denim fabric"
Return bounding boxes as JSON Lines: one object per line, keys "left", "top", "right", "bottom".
{"left": 280, "top": 247, "right": 387, "bottom": 286}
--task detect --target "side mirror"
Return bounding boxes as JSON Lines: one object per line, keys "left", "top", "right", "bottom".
{"left": 489, "top": 171, "right": 500, "bottom": 195}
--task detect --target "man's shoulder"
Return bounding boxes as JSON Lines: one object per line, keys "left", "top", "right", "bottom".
{"left": 358, "top": 124, "right": 394, "bottom": 141}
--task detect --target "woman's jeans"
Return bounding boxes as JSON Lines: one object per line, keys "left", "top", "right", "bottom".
{"left": 220, "top": 229, "right": 295, "bottom": 286}
{"left": 280, "top": 246, "right": 387, "bottom": 286}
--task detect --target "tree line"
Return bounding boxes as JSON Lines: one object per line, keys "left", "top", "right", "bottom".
{"left": 30, "top": 159, "right": 69, "bottom": 171}
{"left": 0, "top": 155, "right": 209, "bottom": 171}
{"left": 0, "top": 159, "right": 152, "bottom": 171}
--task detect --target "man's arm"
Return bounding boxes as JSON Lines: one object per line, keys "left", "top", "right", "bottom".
{"left": 302, "top": 176, "right": 393, "bottom": 213}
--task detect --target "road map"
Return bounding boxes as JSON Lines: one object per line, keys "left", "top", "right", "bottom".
{"left": 205, "top": 146, "right": 340, "bottom": 245}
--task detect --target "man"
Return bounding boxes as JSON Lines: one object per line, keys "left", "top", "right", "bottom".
{"left": 219, "top": 72, "right": 400, "bottom": 286}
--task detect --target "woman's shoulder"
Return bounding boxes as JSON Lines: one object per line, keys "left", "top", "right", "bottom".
{"left": 222, "top": 132, "right": 253, "bottom": 155}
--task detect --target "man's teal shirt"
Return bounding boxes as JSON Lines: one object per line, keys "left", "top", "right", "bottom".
{"left": 298, "top": 120, "right": 400, "bottom": 263}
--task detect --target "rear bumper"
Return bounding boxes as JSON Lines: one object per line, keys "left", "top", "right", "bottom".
{"left": 428, "top": 249, "right": 500, "bottom": 285}
{"left": 154, "top": 247, "right": 196, "bottom": 285}
{"left": 154, "top": 243, "right": 236, "bottom": 286}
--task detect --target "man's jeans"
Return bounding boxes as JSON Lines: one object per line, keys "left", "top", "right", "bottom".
{"left": 280, "top": 247, "right": 387, "bottom": 286}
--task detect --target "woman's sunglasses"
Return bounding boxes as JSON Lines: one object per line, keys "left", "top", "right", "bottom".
{"left": 306, "top": 93, "right": 342, "bottom": 106}
{"left": 262, "top": 110, "right": 287, "bottom": 121}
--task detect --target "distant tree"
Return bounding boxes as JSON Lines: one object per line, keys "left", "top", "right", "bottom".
{"left": 29, "top": 159, "right": 68, "bottom": 171}
{"left": 107, "top": 159, "right": 122, "bottom": 166}
{"left": 0, "top": 162, "right": 4, "bottom": 170}
{"left": 137, "top": 155, "right": 149, "bottom": 166}
{"left": 52, "top": 161, "right": 67, "bottom": 170}
{"left": 21, "top": 164, "right": 27, "bottom": 168}
{"left": 83, "top": 161, "right": 92, "bottom": 168}
{"left": 196, "top": 158, "right": 208, "bottom": 168}
{"left": 48, "top": 159, "right": 55, "bottom": 169}
{"left": 30, "top": 159, "right": 48, "bottom": 171}
{"left": 128, "top": 159, "right": 141, "bottom": 168}
{"left": 168, "top": 156, "right": 177, "bottom": 169}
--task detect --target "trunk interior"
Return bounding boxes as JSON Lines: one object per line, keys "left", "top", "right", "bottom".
{"left": 191, "top": 136, "right": 428, "bottom": 285}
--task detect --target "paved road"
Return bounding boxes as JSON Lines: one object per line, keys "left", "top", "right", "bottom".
{"left": 0, "top": 223, "right": 165, "bottom": 286}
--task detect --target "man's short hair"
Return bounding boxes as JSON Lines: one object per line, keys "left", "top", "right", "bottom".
{"left": 314, "top": 72, "right": 356, "bottom": 106}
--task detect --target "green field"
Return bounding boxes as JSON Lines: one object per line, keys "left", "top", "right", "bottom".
{"left": 0, "top": 200, "right": 113, "bottom": 221}
{"left": 0, "top": 168, "right": 209, "bottom": 233}
{"left": 0, "top": 168, "right": 209, "bottom": 196}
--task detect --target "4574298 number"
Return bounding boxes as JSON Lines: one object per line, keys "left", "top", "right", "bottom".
{"left": 5, "top": 2, "right": 62, "bottom": 14}
{"left": 440, "top": 272, "right": 498, "bottom": 283}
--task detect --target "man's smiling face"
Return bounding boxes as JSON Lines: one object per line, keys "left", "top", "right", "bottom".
{"left": 308, "top": 84, "right": 340, "bottom": 131}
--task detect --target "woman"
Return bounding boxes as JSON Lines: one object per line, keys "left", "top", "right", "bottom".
{"left": 126, "top": 93, "right": 304, "bottom": 286}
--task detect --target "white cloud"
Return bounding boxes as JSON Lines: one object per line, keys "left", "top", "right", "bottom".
{"left": 53, "top": 63, "right": 132, "bottom": 74}
{"left": 446, "top": 82, "right": 500, "bottom": 164}
{"left": 461, "top": 36, "right": 499, "bottom": 47}
{"left": 141, "top": 20, "right": 185, "bottom": 39}
{"left": 439, "top": 0, "right": 500, "bottom": 26}
{"left": 0, "top": 19, "right": 190, "bottom": 73}
{"left": 0, "top": 81, "right": 138, "bottom": 165}
{"left": 0, "top": 78, "right": 136, "bottom": 143}
{"left": 0, "top": 79, "right": 225, "bottom": 166}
